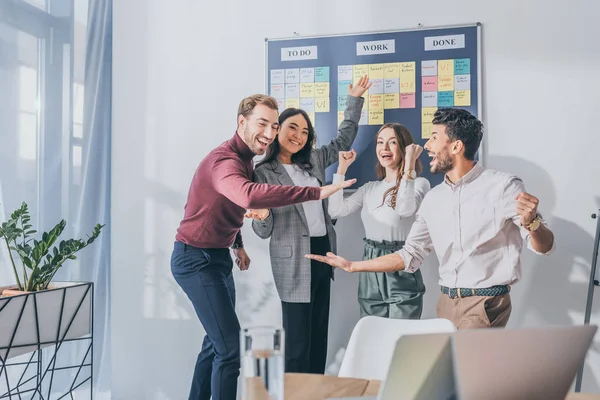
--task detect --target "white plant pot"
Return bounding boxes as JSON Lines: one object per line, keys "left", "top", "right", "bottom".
{"left": 0, "top": 281, "right": 92, "bottom": 360}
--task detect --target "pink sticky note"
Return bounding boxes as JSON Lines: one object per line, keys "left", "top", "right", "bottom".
{"left": 400, "top": 93, "right": 416, "bottom": 108}
{"left": 422, "top": 76, "right": 438, "bottom": 92}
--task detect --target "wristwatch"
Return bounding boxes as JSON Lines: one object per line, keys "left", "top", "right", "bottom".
{"left": 403, "top": 169, "right": 416, "bottom": 179}
{"left": 523, "top": 216, "right": 541, "bottom": 232}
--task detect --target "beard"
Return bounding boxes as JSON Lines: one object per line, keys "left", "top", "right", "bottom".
{"left": 243, "top": 126, "right": 266, "bottom": 155}
{"left": 431, "top": 150, "right": 453, "bottom": 174}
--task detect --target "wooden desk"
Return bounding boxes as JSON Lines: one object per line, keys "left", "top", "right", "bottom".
{"left": 244, "top": 374, "right": 600, "bottom": 399}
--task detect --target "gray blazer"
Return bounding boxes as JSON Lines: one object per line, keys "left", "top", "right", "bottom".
{"left": 252, "top": 95, "right": 364, "bottom": 303}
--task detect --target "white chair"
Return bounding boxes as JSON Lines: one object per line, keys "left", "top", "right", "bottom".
{"left": 337, "top": 316, "right": 456, "bottom": 380}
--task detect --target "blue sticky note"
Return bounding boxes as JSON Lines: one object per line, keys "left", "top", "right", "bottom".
{"left": 454, "top": 59, "right": 470, "bottom": 75}
{"left": 338, "top": 95, "right": 348, "bottom": 111}
{"left": 315, "top": 67, "right": 330, "bottom": 82}
{"left": 338, "top": 80, "right": 351, "bottom": 96}
{"left": 438, "top": 91, "right": 454, "bottom": 107}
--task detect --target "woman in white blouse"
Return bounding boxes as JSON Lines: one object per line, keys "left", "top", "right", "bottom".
{"left": 329, "top": 123, "right": 430, "bottom": 319}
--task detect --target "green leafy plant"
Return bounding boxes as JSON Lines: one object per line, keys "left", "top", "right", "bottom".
{"left": 0, "top": 202, "right": 104, "bottom": 292}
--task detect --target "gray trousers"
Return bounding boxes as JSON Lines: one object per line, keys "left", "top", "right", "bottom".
{"left": 358, "top": 238, "right": 425, "bottom": 319}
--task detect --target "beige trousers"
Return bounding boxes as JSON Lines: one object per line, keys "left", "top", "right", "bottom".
{"left": 436, "top": 292, "right": 512, "bottom": 329}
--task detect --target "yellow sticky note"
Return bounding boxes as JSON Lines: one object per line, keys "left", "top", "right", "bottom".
{"left": 422, "top": 107, "right": 437, "bottom": 124}
{"left": 369, "top": 64, "right": 384, "bottom": 79}
{"left": 454, "top": 90, "right": 471, "bottom": 106}
{"left": 308, "top": 112, "right": 315, "bottom": 127}
{"left": 300, "top": 83, "right": 314, "bottom": 98}
{"left": 369, "top": 94, "right": 384, "bottom": 110}
{"left": 384, "top": 63, "right": 400, "bottom": 78}
{"left": 315, "top": 82, "right": 330, "bottom": 98}
{"left": 400, "top": 78, "right": 416, "bottom": 94}
{"left": 315, "top": 97, "right": 330, "bottom": 113}
{"left": 286, "top": 98, "right": 300, "bottom": 108}
{"left": 337, "top": 111, "right": 344, "bottom": 126}
{"left": 438, "top": 59, "right": 454, "bottom": 76}
{"left": 384, "top": 93, "right": 400, "bottom": 109}
{"left": 400, "top": 62, "right": 416, "bottom": 79}
{"left": 438, "top": 75, "right": 454, "bottom": 91}
{"left": 368, "top": 110, "right": 384, "bottom": 125}
{"left": 353, "top": 64, "right": 369, "bottom": 82}
{"left": 422, "top": 123, "right": 433, "bottom": 139}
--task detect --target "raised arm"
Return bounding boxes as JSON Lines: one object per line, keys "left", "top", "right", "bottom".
{"left": 315, "top": 76, "right": 370, "bottom": 167}
{"left": 328, "top": 149, "right": 364, "bottom": 218}
{"left": 395, "top": 144, "right": 430, "bottom": 217}
{"left": 502, "top": 176, "right": 555, "bottom": 255}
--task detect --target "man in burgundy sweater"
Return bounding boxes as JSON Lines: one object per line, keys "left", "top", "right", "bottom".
{"left": 171, "top": 94, "right": 354, "bottom": 400}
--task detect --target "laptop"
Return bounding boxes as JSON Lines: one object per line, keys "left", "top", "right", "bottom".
{"left": 330, "top": 324, "right": 597, "bottom": 400}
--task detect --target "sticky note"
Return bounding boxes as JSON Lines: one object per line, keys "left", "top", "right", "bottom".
{"left": 300, "top": 98, "right": 314, "bottom": 113}
{"left": 422, "top": 92, "right": 438, "bottom": 108}
{"left": 422, "top": 123, "right": 433, "bottom": 139}
{"left": 455, "top": 74, "right": 471, "bottom": 91}
{"left": 384, "top": 63, "right": 400, "bottom": 78}
{"left": 353, "top": 64, "right": 369, "bottom": 82}
{"left": 270, "top": 84, "right": 285, "bottom": 98}
{"left": 315, "top": 97, "right": 330, "bottom": 112}
{"left": 438, "top": 75, "right": 454, "bottom": 91}
{"left": 285, "top": 68, "right": 300, "bottom": 83}
{"left": 370, "top": 79, "right": 384, "bottom": 94}
{"left": 369, "top": 94, "right": 384, "bottom": 110}
{"left": 359, "top": 109, "right": 368, "bottom": 125}
{"left": 315, "top": 67, "right": 330, "bottom": 82}
{"left": 454, "top": 58, "right": 470, "bottom": 75}
{"left": 438, "top": 60, "right": 454, "bottom": 76}
{"left": 369, "top": 64, "right": 384, "bottom": 79}
{"left": 454, "top": 90, "right": 471, "bottom": 106}
{"left": 315, "top": 82, "right": 330, "bottom": 98}
{"left": 421, "top": 60, "right": 437, "bottom": 76}
{"left": 300, "top": 68, "right": 315, "bottom": 83}
{"left": 400, "top": 93, "right": 416, "bottom": 108}
{"left": 384, "top": 93, "right": 400, "bottom": 109}
{"left": 438, "top": 91, "right": 454, "bottom": 107}
{"left": 422, "top": 76, "right": 438, "bottom": 92}
{"left": 422, "top": 107, "right": 437, "bottom": 124}
{"left": 384, "top": 78, "right": 400, "bottom": 93}
{"left": 275, "top": 98, "right": 285, "bottom": 109}
{"left": 400, "top": 62, "right": 416, "bottom": 79}
{"left": 338, "top": 80, "right": 352, "bottom": 96}
{"left": 369, "top": 110, "right": 384, "bottom": 125}
{"left": 400, "top": 79, "right": 416, "bottom": 94}
{"left": 338, "top": 65, "right": 353, "bottom": 81}
{"left": 337, "top": 95, "right": 347, "bottom": 111}
{"left": 286, "top": 98, "right": 300, "bottom": 109}
{"left": 286, "top": 83, "right": 300, "bottom": 98}
{"left": 271, "top": 69, "right": 285, "bottom": 84}
{"left": 300, "top": 83, "right": 314, "bottom": 98}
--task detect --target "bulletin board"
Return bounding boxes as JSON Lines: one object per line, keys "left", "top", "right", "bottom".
{"left": 265, "top": 23, "right": 482, "bottom": 188}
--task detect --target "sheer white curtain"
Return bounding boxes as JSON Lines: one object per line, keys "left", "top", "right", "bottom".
{"left": 0, "top": 0, "right": 111, "bottom": 397}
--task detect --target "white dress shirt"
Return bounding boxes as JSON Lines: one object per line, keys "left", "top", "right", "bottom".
{"left": 397, "top": 162, "right": 555, "bottom": 289}
{"left": 329, "top": 174, "right": 430, "bottom": 242}
{"left": 282, "top": 164, "right": 327, "bottom": 237}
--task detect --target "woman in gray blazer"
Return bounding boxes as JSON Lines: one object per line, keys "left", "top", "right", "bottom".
{"left": 246, "top": 75, "right": 370, "bottom": 374}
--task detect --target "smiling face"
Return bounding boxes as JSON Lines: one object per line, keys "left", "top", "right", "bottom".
{"left": 239, "top": 104, "right": 279, "bottom": 155}
{"left": 278, "top": 113, "right": 310, "bottom": 156}
{"left": 376, "top": 127, "right": 403, "bottom": 169}
{"left": 424, "top": 124, "right": 454, "bottom": 174}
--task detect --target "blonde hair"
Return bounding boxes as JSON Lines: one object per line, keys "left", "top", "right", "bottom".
{"left": 237, "top": 94, "right": 279, "bottom": 118}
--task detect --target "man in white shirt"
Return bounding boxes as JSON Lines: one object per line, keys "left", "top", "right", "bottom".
{"left": 306, "top": 108, "right": 555, "bottom": 329}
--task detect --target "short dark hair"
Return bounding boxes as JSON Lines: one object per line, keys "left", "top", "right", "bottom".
{"left": 432, "top": 108, "right": 483, "bottom": 160}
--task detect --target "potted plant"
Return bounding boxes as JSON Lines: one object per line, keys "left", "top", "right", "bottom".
{"left": 0, "top": 201, "right": 104, "bottom": 384}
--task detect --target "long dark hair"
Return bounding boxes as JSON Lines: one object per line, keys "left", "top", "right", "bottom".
{"left": 376, "top": 123, "right": 423, "bottom": 208}
{"left": 256, "top": 108, "right": 316, "bottom": 171}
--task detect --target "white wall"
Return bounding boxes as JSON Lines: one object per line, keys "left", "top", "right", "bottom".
{"left": 112, "top": 0, "right": 600, "bottom": 398}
